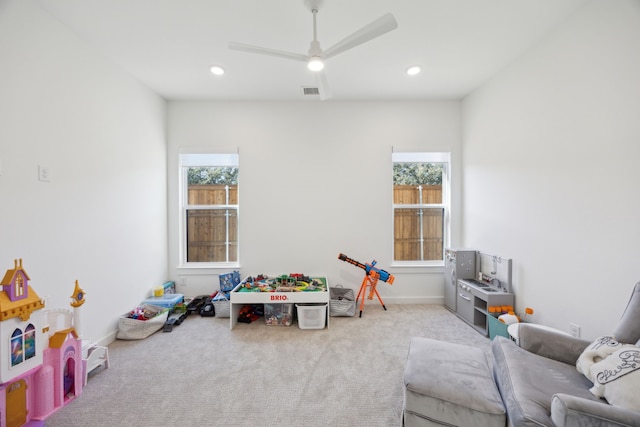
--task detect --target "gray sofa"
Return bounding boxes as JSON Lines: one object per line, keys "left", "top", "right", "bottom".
{"left": 404, "top": 283, "right": 640, "bottom": 426}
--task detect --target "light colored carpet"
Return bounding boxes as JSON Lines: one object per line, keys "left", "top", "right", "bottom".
{"left": 45, "top": 304, "right": 490, "bottom": 427}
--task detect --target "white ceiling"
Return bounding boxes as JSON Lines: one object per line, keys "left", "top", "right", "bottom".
{"left": 33, "top": 0, "right": 588, "bottom": 101}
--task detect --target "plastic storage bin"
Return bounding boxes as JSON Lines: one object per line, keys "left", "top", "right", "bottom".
{"left": 140, "top": 293, "right": 184, "bottom": 309}
{"left": 296, "top": 303, "right": 327, "bottom": 330}
{"left": 264, "top": 303, "right": 294, "bottom": 326}
{"left": 488, "top": 313, "right": 510, "bottom": 340}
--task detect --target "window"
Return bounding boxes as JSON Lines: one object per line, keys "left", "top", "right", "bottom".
{"left": 10, "top": 324, "right": 36, "bottom": 367}
{"left": 24, "top": 324, "right": 36, "bottom": 360}
{"left": 16, "top": 275, "right": 24, "bottom": 297}
{"left": 11, "top": 328, "right": 23, "bottom": 366}
{"left": 180, "top": 153, "right": 239, "bottom": 266}
{"left": 392, "top": 152, "right": 450, "bottom": 265}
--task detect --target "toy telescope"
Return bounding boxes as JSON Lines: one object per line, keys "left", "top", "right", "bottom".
{"left": 338, "top": 253, "right": 394, "bottom": 317}
{"left": 338, "top": 253, "right": 395, "bottom": 284}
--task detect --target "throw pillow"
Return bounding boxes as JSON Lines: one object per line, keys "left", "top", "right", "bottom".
{"left": 577, "top": 336, "right": 627, "bottom": 382}
{"left": 589, "top": 346, "right": 640, "bottom": 412}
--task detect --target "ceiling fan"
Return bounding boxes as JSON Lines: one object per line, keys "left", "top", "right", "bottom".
{"left": 228, "top": 0, "right": 398, "bottom": 100}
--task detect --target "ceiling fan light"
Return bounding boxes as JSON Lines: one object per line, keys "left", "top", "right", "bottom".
{"left": 406, "top": 65, "right": 421, "bottom": 76}
{"left": 308, "top": 57, "right": 324, "bottom": 71}
{"left": 210, "top": 65, "right": 225, "bottom": 76}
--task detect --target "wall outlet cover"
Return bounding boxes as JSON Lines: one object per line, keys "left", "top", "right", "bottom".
{"left": 569, "top": 323, "right": 581, "bottom": 338}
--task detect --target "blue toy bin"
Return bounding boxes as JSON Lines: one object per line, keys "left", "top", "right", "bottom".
{"left": 140, "top": 293, "right": 184, "bottom": 309}
{"left": 488, "top": 313, "right": 511, "bottom": 340}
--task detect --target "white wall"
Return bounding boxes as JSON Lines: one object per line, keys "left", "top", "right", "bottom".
{"left": 168, "top": 101, "right": 462, "bottom": 302}
{"left": 0, "top": 1, "right": 168, "bottom": 344}
{"left": 8, "top": 0, "right": 632, "bottom": 343}
{"left": 462, "top": 0, "right": 640, "bottom": 339}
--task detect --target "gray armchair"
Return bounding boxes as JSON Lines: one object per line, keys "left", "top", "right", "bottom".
{"left": 403, "top": 283, "right": 640, "bottom": 426}
{"left": 492, "top": 282, "right": 640, "bottom": 426}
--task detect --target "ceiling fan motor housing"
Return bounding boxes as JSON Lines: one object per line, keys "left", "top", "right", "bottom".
{"left": 308, "top": 40, "right": 322, "bottom": 57}
{"left": 304, "top": 0, "right": 324, "bottom": 12}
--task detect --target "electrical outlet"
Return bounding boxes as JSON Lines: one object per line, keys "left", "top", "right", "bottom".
{"left": 179, "top": 276, "right": 187, "bottom": 286}
{"left": 569, "top": 323, "right": 581, "bottom": 338}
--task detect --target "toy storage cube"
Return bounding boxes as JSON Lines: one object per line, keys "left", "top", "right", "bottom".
{"left": 264, "top": 303, "right": 294, "bottom": 326}
{"left": 296, "top": 303, "right": 327, "bottom": 329}
{"left": 213, "top": 300, "right": 230, "bottom": 317}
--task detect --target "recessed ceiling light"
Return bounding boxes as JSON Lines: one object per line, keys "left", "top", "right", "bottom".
{"left": 406, "top": 65, "right": 421, "bottom": 76}
{"left": 210, "top": 66, "right": 225, "bottom": 76}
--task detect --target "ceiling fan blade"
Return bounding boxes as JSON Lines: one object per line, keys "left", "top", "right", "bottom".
{"left": 323, "top": 13, "right": 398, "bottom": 60}
{"left": 228, "top": 42, "right": 308, "bottom": 62}
{"left": 315, "top": 70, "right": 332, "bottom": 101}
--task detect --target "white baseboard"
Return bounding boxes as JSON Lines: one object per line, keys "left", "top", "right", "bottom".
{"left": 95, "top": 330, "right": 118, "bottom": 347}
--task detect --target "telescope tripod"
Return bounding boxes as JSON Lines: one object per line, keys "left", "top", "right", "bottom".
{"left": 355, "top": 270, "right": 387, "bottom": 317}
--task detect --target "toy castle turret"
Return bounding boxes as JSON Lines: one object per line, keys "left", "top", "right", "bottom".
{"left": 70, "top": 279, "right": 86, "bottom": 337}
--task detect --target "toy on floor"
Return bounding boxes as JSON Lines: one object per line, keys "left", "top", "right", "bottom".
{"left": 162, "top": 303, "right": 189, "bottom": 332}
{"left": 163, "top": 312, "right": 187, "bottom": 332}
{"left": 186, "top": 295, "right": 209, "bottom": 314}
{"left": 338, "top": 253, "right": 395, "bottom": 317}
{"left": 0, "top": 258, "right": 97, "bottom": 426}
{"left": 199, "top": 292, "right": 219, "bottom": 317}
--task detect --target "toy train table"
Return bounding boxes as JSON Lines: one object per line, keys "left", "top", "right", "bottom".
{"left": 229, "top": 275, "right": 329, "bottom": 330}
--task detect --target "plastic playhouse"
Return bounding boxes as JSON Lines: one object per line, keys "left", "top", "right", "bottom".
{"left": 0, "top": 259, "right": 106, "bottom": 427}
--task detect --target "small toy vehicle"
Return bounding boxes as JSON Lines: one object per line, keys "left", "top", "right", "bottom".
{"left": 186, "top": 295, "right": 209, "bottom": 314}
{"left": 163, "top": 312, "right": 188, "bottom": 332}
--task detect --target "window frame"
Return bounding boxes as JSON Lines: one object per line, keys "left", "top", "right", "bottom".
{"left": 179, "top": 152, "right": 239, "bottom": 269}
{"left": 391, "top": 151, "right": 451, "bottom": 267}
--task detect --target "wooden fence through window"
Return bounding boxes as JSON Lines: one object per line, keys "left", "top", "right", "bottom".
{"left": 187, "top": 185, "right": 238, "bottom": 262}
{"left": 393, "top": 185, "right": 443, "bottom": 261}
{"left": 186, "top": 184, "right": 443, "bottom": 262}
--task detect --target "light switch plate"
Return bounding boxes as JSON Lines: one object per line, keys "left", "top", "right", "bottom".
{"left": 38, "top": 165, "right": 50, "bottom": 182}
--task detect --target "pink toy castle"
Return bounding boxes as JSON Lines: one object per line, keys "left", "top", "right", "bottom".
{"left": 0, "top": 259, "right": 84, "bottom": 427}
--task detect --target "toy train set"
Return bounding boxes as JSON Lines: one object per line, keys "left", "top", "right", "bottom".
{"left": 238, "top": 274, "right": 327, "bottom": 293}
